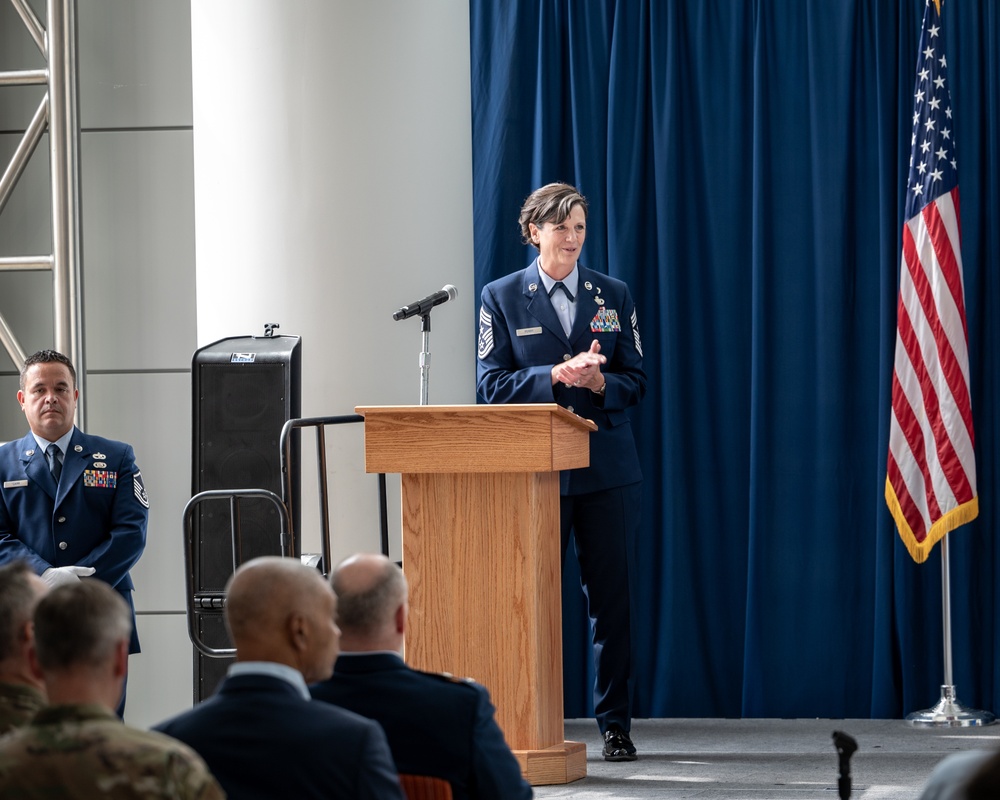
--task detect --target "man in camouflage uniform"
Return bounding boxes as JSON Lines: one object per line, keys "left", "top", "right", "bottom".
{"left": 0, "top": 579, "right": 224, "bottom": 799}
{"left": 0, "top": 560, "right": 47, "bottom": 732}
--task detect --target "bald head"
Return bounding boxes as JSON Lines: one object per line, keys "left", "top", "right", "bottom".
{"left": 330, "top": 554, "right": 407, "bottom": 653}
{"left": 225, "top": 557, "right": 340, "bottom": 683}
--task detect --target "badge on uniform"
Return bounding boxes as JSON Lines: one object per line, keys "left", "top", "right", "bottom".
{"left": 590, "top": 307, "right": 621, "bottom": 333}
{"left": 631, "top": 309, "right": 643, "bottom": 356}
{"left": 133, "top": 470, "right": 149, "bottom": 508}
{"left": 477, "top": 307, "right": 494, "bottom": 359}
{"left": 84, "top": 469, "right": 117, "bottom": 489}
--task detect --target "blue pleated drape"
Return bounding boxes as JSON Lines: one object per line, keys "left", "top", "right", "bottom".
{"left": 470, "top": 0, "right": 1000, "bottom": 719}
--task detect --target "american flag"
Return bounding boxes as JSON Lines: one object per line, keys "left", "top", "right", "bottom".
{"left": 886, "top": 0, "right": 978, "bottom": 563}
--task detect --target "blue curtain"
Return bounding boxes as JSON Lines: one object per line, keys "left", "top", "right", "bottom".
{"left": 470, "top": 0, "right": 1000, "bottom": 719}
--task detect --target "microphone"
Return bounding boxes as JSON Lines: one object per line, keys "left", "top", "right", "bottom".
{"left": 392, "top": 285, "right": 458, "bottom": 321}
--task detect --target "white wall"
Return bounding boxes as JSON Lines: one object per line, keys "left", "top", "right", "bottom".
{"left": 0, "top": 0, "right": 474, "bottom": 729}
{"left": 190, "top": 0, "right": 476, "bottom": 565}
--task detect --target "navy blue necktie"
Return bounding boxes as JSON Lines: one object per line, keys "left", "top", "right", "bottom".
{"left": 46, "top": 443, "right": 62, "bottom": 482}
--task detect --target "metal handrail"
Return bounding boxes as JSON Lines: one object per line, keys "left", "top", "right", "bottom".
{"left": 278, "top": 414, "right": 389, "bottom": 575}
{"left": 182, "top": 488, "right": 290, "bottom": 658}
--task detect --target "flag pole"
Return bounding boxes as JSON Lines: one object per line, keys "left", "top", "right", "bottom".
{"left": 905, "top": 538, "right": 994, "bottom": 727}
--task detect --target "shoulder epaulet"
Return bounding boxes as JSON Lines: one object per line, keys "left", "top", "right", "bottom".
{"left": 422, "top": 669, "right": 477, "bottom": 686}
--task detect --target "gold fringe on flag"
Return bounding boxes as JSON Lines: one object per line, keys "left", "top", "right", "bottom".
{"left": 885, "top": 477, "right": 979, "bottom": 564}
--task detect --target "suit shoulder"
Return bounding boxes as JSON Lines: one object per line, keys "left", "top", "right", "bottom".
{"left": 0, "top": 435, "right": 29, "bottom": 459}
{"left": 483, "top": 267, "right": 528, "bottom": 296}
{"left": 311, "top": 696, "right": 385, "bottom": 731}
{"left": 581, "top": 267, "right": 630, "bottom": 294}
{"left": 73, "top": 432, "right": 131, "bottom": 453}
{"left": 412, "top": 668, "right": 487, "bottom": 696}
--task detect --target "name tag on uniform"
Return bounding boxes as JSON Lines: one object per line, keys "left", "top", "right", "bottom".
{"left": 516, "top": 327, "right": 542, "bottom": 337}
{"left": 3, "top": 480, "right": 28, "bottom": 488}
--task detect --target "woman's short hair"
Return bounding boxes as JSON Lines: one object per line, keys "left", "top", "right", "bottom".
{"left": 518, "top": 183, "right": 589, "bottom": 249}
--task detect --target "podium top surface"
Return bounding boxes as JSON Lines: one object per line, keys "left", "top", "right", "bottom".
{"left": 355, "top": 404, "right": 596, "bottom": 474}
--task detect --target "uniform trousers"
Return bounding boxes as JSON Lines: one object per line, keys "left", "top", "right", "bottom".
{"left": 560, "top": 481, "right": 641, "bottom": 734}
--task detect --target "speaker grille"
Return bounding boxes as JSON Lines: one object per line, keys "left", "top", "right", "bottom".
{"left": 196, "top": 363, "right": 287, "bottom": 493}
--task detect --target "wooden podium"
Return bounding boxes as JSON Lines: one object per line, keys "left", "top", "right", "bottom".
{"left": 355, "top": 404, "right": 594, "bottom": 785}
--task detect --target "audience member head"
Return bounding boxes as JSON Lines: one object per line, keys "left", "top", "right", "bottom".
{"left": 31, "top": 579, "right": 131, "bottom": 709}
{"left": 330, "top": 553, "right": 408, "bottom": 654}
{"left": 965, "top": 750, "right": 1000, "bottom": 800}
{"left": 224, "top": 556, "right": 339, "bottom": 683}
{"left": 0, "top": 561, "right": 48, "bottom": 689}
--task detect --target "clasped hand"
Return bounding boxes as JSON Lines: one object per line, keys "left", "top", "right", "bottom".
{"left": 552, "top": 339, "right": 606, "bottom": 391}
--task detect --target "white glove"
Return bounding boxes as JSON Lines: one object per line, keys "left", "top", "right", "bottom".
{"left": 41, "top": 565, "right": 96, "bottom": 588}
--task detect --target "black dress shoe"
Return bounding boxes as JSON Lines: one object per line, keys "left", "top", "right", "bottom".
{"left": 602, "top": 727, "right": 637, "bottom": 761}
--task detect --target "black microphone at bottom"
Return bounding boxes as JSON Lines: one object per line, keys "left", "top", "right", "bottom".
{"left": 832, "top": 730, "right": 858, "bottom": 800}
{"left": 392, "top": 285, "right": 458, "bottom": 321}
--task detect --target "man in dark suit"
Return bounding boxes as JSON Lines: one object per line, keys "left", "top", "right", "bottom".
{"left": 311, "top": 553, "right": 533, "bottom": 800}
{"left": 476, "top": 183, "right": 646, "bottom": 760}
{"left": 155, "top": 555, "right": 403, "bottom": 800}
{"left": 0, "top": 350, "right": 148, "bottom": 661}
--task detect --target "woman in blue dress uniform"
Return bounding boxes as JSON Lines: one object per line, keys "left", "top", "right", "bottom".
{"left": 476, "top": 183, "right": 646, "bottom": 761}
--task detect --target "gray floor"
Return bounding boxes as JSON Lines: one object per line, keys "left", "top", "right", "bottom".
{"left": 533, "top": 718, "right": 1000, "bottom": 799}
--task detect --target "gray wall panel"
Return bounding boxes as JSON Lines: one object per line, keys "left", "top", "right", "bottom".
{"left": 126, "top": 612, "right": 192, "bottom": 729}
{"left": 0, "top": 2, "right": 46, "bottom": 131}
{"left": 0, "top": 132, "right": 52, "bottom": 254}
{"left": 81, "top": 130, "right": 196, "bottom": 370}
{"left": 79, "top": 0, "right": 193, "bottom": 129}
{"left": 86, "top": 371, "right": 190, "bottom": 613}
{"left": 0, "top": 273, "right": 55, "bottom": 367}
{"left": 0, "top": 374, "right": 25, "bottom": 442}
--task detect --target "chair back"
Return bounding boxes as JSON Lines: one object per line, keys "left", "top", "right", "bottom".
{"left": 398, "top": 773, "right": 453, "bottom": 800}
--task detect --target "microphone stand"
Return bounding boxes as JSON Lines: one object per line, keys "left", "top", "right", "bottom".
{"left": 419, "top": 312, "right": 431, "bottom": 406}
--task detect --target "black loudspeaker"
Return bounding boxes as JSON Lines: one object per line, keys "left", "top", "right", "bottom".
{"left": 190, "top": 333, "right": 301, "bottom": 700}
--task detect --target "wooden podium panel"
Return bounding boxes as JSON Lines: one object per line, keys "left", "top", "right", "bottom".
{"left": 401, "top": 470, "right": 561, "bottom": 745}
{"left": 356, "top": 405, "right": 594, "bottom": 785}
{"left": 359, "top": 403, "right": 591, "bottom": 474}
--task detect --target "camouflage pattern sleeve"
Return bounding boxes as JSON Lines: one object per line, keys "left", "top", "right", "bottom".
{"left": 0, "top": 683, "right": 46, "bottom": 735}
{"left": 0, "top": 705, "right": 226, "bottom": 799}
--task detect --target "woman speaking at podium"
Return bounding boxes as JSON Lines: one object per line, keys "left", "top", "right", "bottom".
{"left": 475, "top": 183, "right": 646, "bottom": 762}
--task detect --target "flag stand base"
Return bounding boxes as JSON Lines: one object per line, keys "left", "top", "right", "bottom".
{"left": 906, "top": 685, "right": 996, "bottom": 728}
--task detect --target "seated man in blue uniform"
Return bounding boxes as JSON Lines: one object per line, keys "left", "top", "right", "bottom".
{"left": 477, "top": 183, "right": 646, "bottom": 760}
{"left": 155, "top": 555, "right": 404, "bottom": 800}
{"left": 310, "top": 553, "right": 533, "bottom": 800}
{"left": 0, "top": 349, "right": 148, "bottom": 711}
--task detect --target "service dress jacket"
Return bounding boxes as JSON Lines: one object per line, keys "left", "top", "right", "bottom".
{"left": 311, "top": 652, "right": 533, "bottom": 800}
{"left": 0, "top": 428, "right": 148, "bottom": 652}
{"left": 156, "top": 673, "right": 404, "bottom": 800}
{"left": 477, "top": 258, "right": 646, "bottom": 495}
